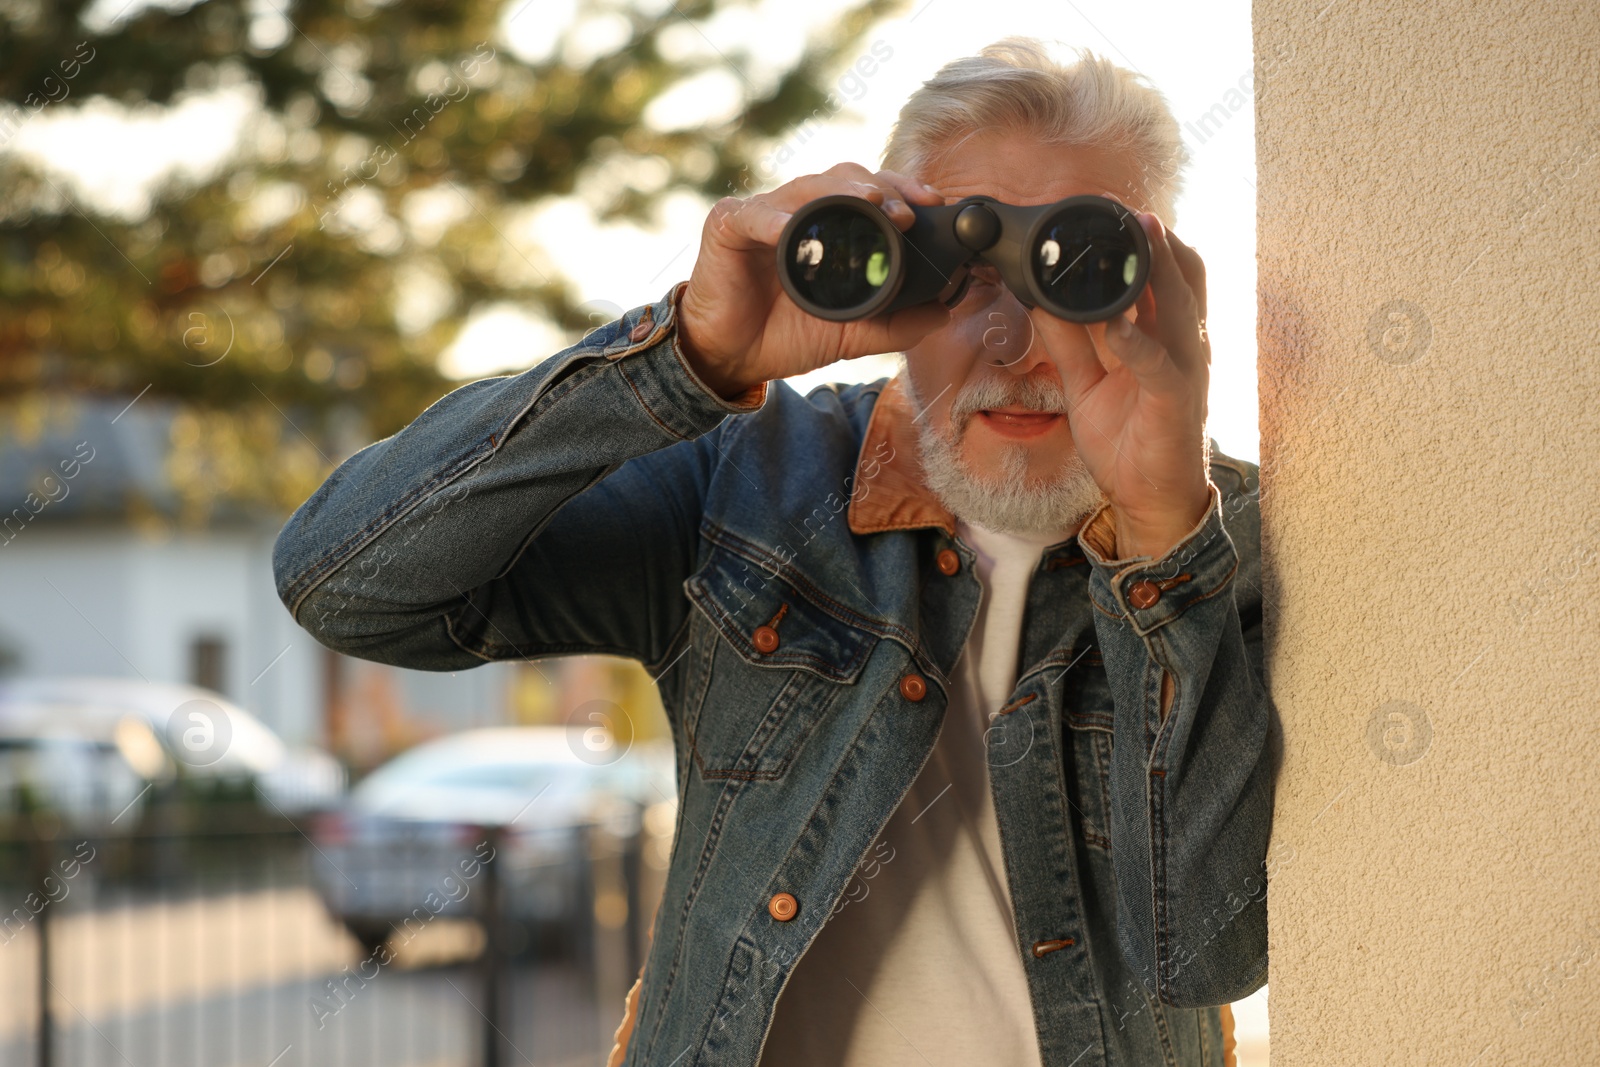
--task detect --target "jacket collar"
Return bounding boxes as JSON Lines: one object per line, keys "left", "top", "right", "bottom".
{"left": 845, "top": 373, "right": 1111, "bottom": 553}
{"left": 847, "top": 374, "right": 957, "bottom": 537}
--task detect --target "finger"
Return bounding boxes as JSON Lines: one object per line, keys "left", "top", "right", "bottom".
{"left": 764, "top": 170, "right": 878, "bottom": 212}
{"left": 867, "top": 300, "right": 952, "bottom": 355}
{"left": 770, "top": 166, "right": 925, "bottom": 229}
{"left": 1095, "top": 305, "right": 1182, "bottom": 386}
{"left": 868, "top": 169, "right": 946, "bottom": 230}
{"left": 1135, "top": 212, "right": 1204, "bottom": 373}
{"left": 1028, "top": 309, "right": 1108, "bottom": 408}
{"left": 875, "top": 168, "right": 945, "bottom": 206}
{"left": 824, "top": 161, "right": 898, "bottom": 211}
{"left": 1164, "top": 228, "right": 1207, "bottom": 324}
{"left": 713, "top": 166, "right": 925, "bottom": 248}
{"left": 715, "top": 175, "right": 905, "bottom": 254}
{"left": 1161, "top": 228, "right": 1212, "bottom": 367}
{"left": 705, "top": 194, "right": 793, "bottom": 249}
{"left": 1133, "top": 275, "right": 1157, "bottom": 326}
{"left": 829, "top": 299, "right": 951, "bottom": 362}
{"left": 824, "top": 160, "right": 936, "bottom": 195}
{"left": 825, "top": 165, "right": 924, "bottom": 228}
{"left": 821, "top": 160, "right": 914, "bottom": 210}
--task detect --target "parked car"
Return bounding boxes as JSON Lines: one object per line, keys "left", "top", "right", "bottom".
{"left": 311, "top": 726, "right": 674, "bottom": 957}
{"left": 0, "top": 677, "right": 345, "bottom": 827}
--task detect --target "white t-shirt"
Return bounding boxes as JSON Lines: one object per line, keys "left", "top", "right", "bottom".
{"left": 758, "top": 518, "right": 1073, "bottom": 1067}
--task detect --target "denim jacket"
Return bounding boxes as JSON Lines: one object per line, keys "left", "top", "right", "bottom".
{"left": 273, "top": 280, "right": 1274, "bottom": 1067}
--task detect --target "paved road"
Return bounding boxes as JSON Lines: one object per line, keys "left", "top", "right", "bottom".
{"left": 1, "top": 961, "right": 609, "bottom": 1067}
{"left": 0, "top": 887, "right": 618, "bottom": 1067}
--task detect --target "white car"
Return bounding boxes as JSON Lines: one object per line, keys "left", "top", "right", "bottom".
{"left": 0, "top": 677, "right": 345, "bottom": 827}
{"left": 312, "top": 726, "right": 675, "bottom": 955}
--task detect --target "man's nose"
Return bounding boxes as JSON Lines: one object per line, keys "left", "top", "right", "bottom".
{"left": 979, "top": 287, "right": 1055, "bottom": 377}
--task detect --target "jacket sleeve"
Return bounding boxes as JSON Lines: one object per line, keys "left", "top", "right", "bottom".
{"left": 271, "top": 281, "right": 765, "bottom": 679}
{"left": 1076, "top": 454, "right": 1274, "bottom": 1008}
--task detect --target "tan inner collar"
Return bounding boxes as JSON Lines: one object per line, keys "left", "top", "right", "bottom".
{"left": 847, "top": 374, "right": 957, "bottom": 536}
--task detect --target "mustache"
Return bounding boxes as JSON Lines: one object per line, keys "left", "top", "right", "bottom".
{"left": 947, "top": 376, "right": 1070, "bottom": 433}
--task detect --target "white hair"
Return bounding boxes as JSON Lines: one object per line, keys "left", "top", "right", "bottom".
{"left": 881, "top": 37, "right": 1189, "bottom": 223}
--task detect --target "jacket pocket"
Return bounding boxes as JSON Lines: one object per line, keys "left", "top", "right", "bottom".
{"left": 681, "top": 541, "right": 879, "bottom": 781}
{"left": 1060, "top": 644, "right": 1115, "bottom": 854}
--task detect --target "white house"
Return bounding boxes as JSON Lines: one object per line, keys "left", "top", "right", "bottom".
{"left": 0, "top": 394, "right": 518, "bottom": 760}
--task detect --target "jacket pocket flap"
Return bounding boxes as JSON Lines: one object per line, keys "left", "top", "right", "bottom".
{"left": 684, "top": 542, "right": 878, "bottom": 684}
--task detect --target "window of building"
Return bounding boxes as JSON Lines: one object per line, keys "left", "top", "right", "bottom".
{"left": 190, "top": 635, "right": 227, "bottom": 695}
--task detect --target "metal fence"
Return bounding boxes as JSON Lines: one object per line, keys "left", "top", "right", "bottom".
{"left": 0, "top": 793, "right": 670, "bottom": 1067}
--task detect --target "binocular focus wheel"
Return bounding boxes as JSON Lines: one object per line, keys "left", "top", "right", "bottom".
{"left": 953, "top": 204, "right": 1001, "bottom": 252}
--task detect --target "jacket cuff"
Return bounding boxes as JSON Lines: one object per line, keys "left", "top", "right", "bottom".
{"left": 600, "top": 281, "right": 767, "bottom": 440}
{"left": 667, "top": 280, "right": 769, "bottom": 412}
{"left": 1078, "top": 482, "right": 1240, "bottom": 637}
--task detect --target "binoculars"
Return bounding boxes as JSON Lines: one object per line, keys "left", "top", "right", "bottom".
{"left": 776, "top": 193, "right": 1150, "bottom": 324}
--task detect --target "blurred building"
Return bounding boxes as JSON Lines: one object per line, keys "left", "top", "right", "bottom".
{"left": 0, "top": 395, "right": 667, "bottom": 769}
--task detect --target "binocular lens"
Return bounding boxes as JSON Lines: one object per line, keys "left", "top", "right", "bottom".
{"left": 1032, "top": 207, "right": 1144, "bottom": 315}
{"left": 782, "top": 205, "right": 894, "bottom": 313}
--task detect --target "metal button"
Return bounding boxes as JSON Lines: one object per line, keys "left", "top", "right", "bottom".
{"left": 752, "top": 625, "right": 780, "bottom": 653}
{"left": 768, "top": 892, "right": 798, "bottom": 921}
{"left": 899, "top": 674, "right": 927, "bottom": 702}
{"left": 1128, "top": 579, "right": 1161, "bottom": 609}
{"left": 936, "top": 548, "right": 960, "bottom": 576}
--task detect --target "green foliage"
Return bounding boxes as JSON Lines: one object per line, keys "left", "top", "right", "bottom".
{"left": 0, "top": 0, "right": 901, "bottom": 516}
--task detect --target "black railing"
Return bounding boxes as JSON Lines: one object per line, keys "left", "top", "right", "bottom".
{"left": 0, "top": 794, "right": 667, "bottom": 1067}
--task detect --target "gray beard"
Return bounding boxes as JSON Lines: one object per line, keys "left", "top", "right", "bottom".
{"left": 903, "top": 367, "right": 1108, "bottom": 537}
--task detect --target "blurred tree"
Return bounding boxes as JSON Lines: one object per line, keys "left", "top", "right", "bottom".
{"left": 0, "top": 0, "right": 902, "bottom": 516}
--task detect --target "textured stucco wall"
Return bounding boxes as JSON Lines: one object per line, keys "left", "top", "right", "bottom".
{"left": 1254, "top": 1, "right": 1600, "bottom": 1061}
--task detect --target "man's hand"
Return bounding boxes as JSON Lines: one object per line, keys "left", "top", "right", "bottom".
{"left": 676, "top": 163, "right": 952, "bottom": 400}
{"left": 1031, "top": 210, "right": 1213, "bottom": 560}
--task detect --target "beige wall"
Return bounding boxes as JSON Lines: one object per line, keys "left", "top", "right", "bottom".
{"left": 1254, "top": 0, "right": 1600, "bottom": 1060}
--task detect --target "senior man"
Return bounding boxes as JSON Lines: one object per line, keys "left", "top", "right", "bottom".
{"left": 274, "top": 37, "right": 1270, "bottom": 1067}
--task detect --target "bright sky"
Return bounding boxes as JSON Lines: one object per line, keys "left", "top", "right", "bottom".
{"left": 11, "top": 0, "right": 1258, "bottom": 460}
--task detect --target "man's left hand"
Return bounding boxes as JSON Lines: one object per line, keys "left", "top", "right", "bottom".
{"left": 1030, "top": 209, "right": 1213, "bottom": 560}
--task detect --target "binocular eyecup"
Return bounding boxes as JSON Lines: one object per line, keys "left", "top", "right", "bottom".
{"left": 776, "top": 193, "right": 1150, "bottom": 324}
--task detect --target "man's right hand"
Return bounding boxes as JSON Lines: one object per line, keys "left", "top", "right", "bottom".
{"left": 675, "top": 162, "right": 952, "bottom": 401}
